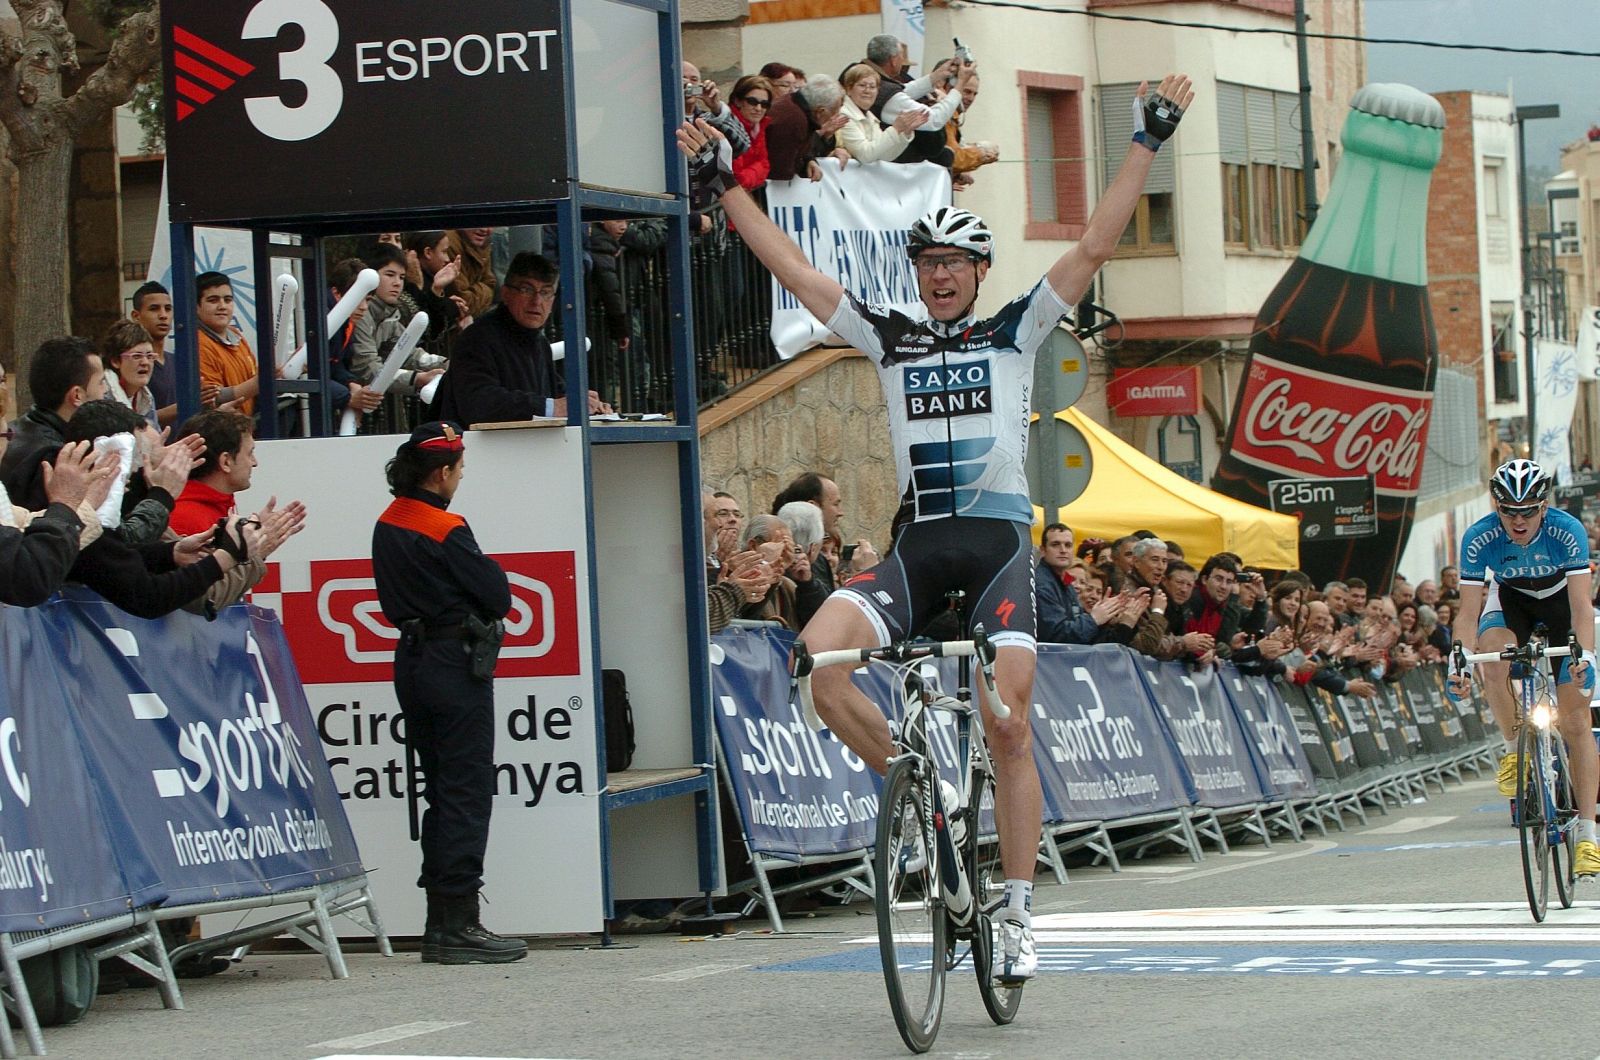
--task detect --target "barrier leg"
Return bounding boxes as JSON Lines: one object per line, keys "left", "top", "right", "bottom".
{"left": 333, "top": 884, "right": 395, "bottom": 958}
{"left": 750, "top": 858, "right": 785, "bottom": 934}
{"left": 1179, "top": 810, "right": 1208, "bottom": 861}
{"left": 1037, "top": 828, "right": 1069, "bottom": 885}
{"left": 0, "top": 933, "right": 44, "bottom": 1057}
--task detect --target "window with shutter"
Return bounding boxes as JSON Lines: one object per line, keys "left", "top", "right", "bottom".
{"left": 1020, "top": 72, "right": 1087, "bottom": 240}
{"left": 1216, "top": 81, "right": 1306, "bottom": 253}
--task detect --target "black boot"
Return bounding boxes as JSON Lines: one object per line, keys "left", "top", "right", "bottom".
{"left": 421, "top": 893, "right": 444, "bottom": 963}
{"left": 434, "top": 893, "right": 528, "bottom": 965}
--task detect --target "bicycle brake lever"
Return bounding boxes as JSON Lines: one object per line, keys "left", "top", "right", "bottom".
{"left": 791, "top": 641, "right": 825, "bottom": 732}
{"left": 970, "top": 624, "right": 1009, "bottom": 719}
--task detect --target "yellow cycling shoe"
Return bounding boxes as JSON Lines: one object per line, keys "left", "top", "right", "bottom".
{"left": 1496, "top": 751, "right": 1522, "bottom": 798}
{"left": 1575, "top": 840, "right": 1600, "bottom": 878}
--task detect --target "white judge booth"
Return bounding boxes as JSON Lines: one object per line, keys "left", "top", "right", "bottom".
{"left": 158, "top": 0, "right": 720, "bottom": 936}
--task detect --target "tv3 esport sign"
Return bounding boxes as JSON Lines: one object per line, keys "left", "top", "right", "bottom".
{"left": 161, "top": 0, "right": 568, "bottom": 224}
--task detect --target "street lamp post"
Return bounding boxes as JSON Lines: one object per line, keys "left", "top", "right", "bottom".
{"left": 1516, "top": 102, "right": 1560, "bottom": 454}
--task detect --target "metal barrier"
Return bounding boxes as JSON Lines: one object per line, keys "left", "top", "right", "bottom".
{"left": 306, "top": 216, "right": 780, "bottom": 438}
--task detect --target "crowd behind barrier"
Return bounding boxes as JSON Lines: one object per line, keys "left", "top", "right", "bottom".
{"left": 711, "top": 625, "right": 1497, "bottom": 932}
{"left": 0, "top": 592, "right": 382, "bottom": 1057}
{"left": 115, "top": 37, "right": 998, "bottom": 441}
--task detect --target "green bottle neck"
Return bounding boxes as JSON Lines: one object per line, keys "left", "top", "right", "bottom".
{"left": 1300, "top": 110, "right": 1443, "bottom": 287}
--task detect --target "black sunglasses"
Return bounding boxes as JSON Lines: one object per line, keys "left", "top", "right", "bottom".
{"left": 739, "top": 96, "right": 771, "bottom": 109}
{"left": 1498, "top": 503, "right": 1543, "bottom": 519}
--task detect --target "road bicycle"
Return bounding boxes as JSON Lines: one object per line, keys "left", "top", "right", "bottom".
{"left": 1454, "top": 630, "right": 1579, "bottom": 922}
{"left": 791, "top": 595, "right": 1024, "bottom": 1053}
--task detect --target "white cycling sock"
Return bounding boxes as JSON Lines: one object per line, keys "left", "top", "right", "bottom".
{"left": 1580, "top": 819, "right": 1597, "bottom": 845}
{"left": 1503, "top": 739, "right": 1518, "bottom": 757}
{"left": 1002, "top": 879, "right": 1032, "bottom": 922}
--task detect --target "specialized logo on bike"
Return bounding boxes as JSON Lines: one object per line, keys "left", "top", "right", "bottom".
{"left": 903, "top": 360, "right": 993, "bottom": 420}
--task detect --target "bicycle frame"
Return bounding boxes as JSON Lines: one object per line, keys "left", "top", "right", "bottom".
{"left": 793, "top": 632, "right": 1005, "bottom": 931}
{"left": 1456, "top": 632, "right": 1580, "bottom": 918}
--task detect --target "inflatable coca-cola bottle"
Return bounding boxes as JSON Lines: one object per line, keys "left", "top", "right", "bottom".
{"left": 1213, "top": 83, "right": 1444, "bottom": 589}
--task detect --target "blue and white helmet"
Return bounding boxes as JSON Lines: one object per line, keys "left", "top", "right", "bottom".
{"left": 908, "top": 207, "right": 994, "bottom": 263}
{"left": 1489, "top": 459, "right": 1551, "bottom": 507}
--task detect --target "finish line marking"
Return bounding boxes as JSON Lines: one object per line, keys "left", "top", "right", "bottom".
{"left": 1364, "top": 815, "right": 1457, "bottom": 834}
{"left": 309, "top": 1021, "right": 469, "bottom": 1050}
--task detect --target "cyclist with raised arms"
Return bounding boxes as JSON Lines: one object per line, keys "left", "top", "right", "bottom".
{"left": 679, "top": 73, "right": 1194, "bottom": 981}
{"left": 1447, "top": 459, "right": 1600, "bottom": 876}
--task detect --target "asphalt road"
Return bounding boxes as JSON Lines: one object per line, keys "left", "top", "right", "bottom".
{"left": 51, "top": 772, "right": 1600, "bottom": 1060}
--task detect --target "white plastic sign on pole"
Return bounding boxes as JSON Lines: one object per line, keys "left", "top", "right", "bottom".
{"left": 272, "top": 273, "right": 299, "bottom": 368}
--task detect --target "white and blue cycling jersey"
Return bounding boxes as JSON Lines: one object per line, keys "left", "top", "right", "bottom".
{"left": 825, "top": 278, "right": 1071, "bottom": 525}
{"left": 1459, "top": 506, "right": 1590, "bottom": 600}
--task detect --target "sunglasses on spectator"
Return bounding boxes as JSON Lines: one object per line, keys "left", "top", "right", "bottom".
{"left": 1498, "top": 503, "right": 1543, "bottom": 519}
{"left": 739, "top": 96, "right": 771, "bottom": 109}
{"left": 913, "top": 253, "right": 979, "bottom": 275}
{"left": 505, "top": 283, "right": 557, "bottom": 301}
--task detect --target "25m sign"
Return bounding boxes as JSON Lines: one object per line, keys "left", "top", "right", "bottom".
{"left": 161, "top": 0, "right": 568, "bottom": 223}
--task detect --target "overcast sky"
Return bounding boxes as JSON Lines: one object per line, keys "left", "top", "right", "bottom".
{"left": 1364, "top": 0, "right": 1600, "bottom": 174}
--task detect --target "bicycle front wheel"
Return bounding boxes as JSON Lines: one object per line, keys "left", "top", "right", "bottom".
{"left": 876, "top": 756, "right": 947, "bottom": 1053}
{"left": 1551, "top": 734, "right": 1578, "bottom": 910}
{"left": 967, "top": 767, "right": 1023, "bottom": 1025}
{"left": 1516, "top": 721, "right": 1551, "bottom": 922}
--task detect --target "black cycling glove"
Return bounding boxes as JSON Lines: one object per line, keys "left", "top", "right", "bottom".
{"left": 1132, "top": 89, "right": 1184, "bottom": 152}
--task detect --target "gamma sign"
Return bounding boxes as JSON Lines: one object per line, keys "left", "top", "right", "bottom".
{"left": 161, "top": 0, "right": 568, "bottom": 222}
{"left": 1267, "top": 476, "right": 1376, "bottom": 542}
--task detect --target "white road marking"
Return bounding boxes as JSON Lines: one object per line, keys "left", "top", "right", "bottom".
{"left": 1031, "top": 901, "right": 1600, "bottom": 929}
{"left": 1151, "top": 840, "right": 1337, "bottom": 882}
{"left": 1364, "top": 816, "right": 1457, "bottom": 834}
{"left": 637, "top": 962, "right": 751, "bottom": 982}
{"left": 308, "top": 1021, "right": 469, "bottom": 1050}
{"left": 1115, "top": 865, "right": 1194, "bottom": 874}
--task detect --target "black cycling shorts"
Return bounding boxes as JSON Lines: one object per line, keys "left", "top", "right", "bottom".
{"left": 1480, "top": 581, "right": 1578, "bottom": 684}
{"left": 833, "top": 516, "right": 1036, "bottom": 651}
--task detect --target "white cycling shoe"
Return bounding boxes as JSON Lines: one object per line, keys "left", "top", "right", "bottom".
{"left": 996, "top": 914, "right": 1037, "bottom": 983}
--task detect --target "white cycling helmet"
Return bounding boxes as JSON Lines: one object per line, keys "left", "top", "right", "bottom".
{"left": 907, "top": 206, "right": 994, "bottom": 263}
{"left": 1489, "top": 458, "right": 1551, "bottom": 507}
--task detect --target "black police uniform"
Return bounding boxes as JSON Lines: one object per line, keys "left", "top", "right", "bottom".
{"left": 370, "top": 423, "right": 521, "bottom": 963}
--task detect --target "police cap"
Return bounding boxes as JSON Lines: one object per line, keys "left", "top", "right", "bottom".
{"left": 398, "top": 420, "right": 466, "bottom": 456}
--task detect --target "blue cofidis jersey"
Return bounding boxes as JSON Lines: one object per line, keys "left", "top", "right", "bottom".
{"left": 825, "top": 278, "right": 1071, "bottom": 524}
{"left": 1459, "top": 506, "right": 1590, "bottom": 599}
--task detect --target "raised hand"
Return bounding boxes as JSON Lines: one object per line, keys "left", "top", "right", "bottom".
{"left": 42, "top": 441, "right": 114, "bottom": 511}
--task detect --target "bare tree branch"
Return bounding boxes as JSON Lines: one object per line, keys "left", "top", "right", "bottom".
{"left": 63, "top": 7, "right": 160, "bottom": 135}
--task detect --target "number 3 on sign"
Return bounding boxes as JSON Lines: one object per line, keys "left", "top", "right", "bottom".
{"left": 242, "top": 0, "right": 343, "bottom": 142}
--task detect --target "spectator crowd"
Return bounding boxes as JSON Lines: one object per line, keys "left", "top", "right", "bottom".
{"left": 1032, "top": 523, "right": 1469, "bottom": 698}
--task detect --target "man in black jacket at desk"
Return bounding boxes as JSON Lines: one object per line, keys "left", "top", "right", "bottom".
{"left": 433, "top": 253, "right": 610, "bottom": 426}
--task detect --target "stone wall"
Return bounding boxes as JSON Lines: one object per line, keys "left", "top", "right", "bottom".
{"left": 699, "top": 349, "right": 900, "bottom": 548}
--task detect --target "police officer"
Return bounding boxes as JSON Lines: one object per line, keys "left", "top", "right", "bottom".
{"left": 371, "top": 422, "right": 525, "bottom": 964}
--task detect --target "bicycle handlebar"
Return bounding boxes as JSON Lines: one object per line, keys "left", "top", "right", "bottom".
{"left": 791, "top": 632, "right": 1010, "bottom": 733}
{"left": 1452, "top": 637, "right": 1576, "bottom": 669}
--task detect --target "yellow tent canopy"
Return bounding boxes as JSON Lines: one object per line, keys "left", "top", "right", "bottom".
{"left": 1033, "top": 408, "right": 1301, "bottom": 570}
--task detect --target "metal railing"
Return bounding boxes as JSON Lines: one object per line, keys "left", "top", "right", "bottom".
{"left": 307, "top": 218, "right": 780, "bottom": 438}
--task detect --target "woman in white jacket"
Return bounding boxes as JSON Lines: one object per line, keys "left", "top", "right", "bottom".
{"left": 836, "top": 64, "right": 930, "bottom": 164}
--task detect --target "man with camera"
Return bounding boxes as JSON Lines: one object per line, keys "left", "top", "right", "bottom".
{"left": 371, "top": 422, "right": 525, "bottom": 965}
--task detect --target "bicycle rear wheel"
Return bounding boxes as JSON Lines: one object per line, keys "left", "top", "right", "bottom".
{"left": 1551, "top": 735, "right": 1578, "bottom": 910}
{"left": 1516, "top": 721, "right": 1551, "bottom": 922}
{"left": 966, "top": 767, "right": 1023, "bottom": 1025}
{"left": 876, "top": 756, "right": 947, "bottom": 1054}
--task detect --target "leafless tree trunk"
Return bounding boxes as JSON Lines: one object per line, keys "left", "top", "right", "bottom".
{"left": 0, "top": 0, "right": 158, "bottom": 406}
